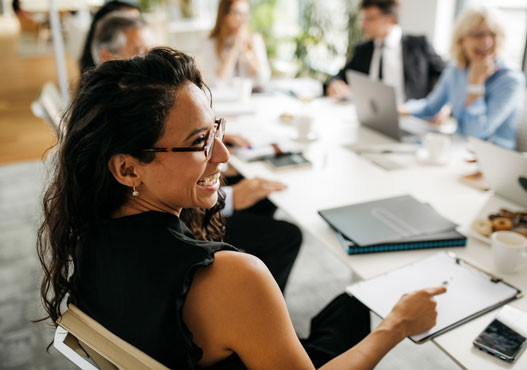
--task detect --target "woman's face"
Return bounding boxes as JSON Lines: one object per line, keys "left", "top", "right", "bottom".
{"left": 225, "top": 0, "right": 249, "bottom": 33}
{"left": 136, "top": 82, "right": 229, "bottom": 214}
{"left": 461, "top": 20, "right": 497, "bottom": 63}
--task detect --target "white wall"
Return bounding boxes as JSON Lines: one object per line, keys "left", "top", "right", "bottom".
{"left": 0, "top": 0, "right": 20, "bottom": 34}
{"left": 1, "top": 0, "right": 13, "bottom": 16}
{"left": 399, "top": 0, "right": 456, "bottom": 58}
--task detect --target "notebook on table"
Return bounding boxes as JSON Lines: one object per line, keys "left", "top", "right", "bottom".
{"left": 346, "top": 252, "right": 521, "bottom": 343}
{"left": 318, "top": 194, "right": 466, "bottom": 254}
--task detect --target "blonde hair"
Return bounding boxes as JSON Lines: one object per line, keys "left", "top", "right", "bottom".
{"left": 450, "top": 7, "right": 505, "bottom": 69}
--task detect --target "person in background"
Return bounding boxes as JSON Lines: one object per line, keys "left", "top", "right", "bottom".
{"left": 89, "top": 9, "right": 301, "bottom": 293}
{"left": 401, "top": 7, "right": 525, "bottom": 150}
{"left": 90, "top": 11, "right": 155, "bottom": 66}
{"left": 38, "top": 47, "right": 446, "bottom": 369}
{"left": 79, "top": 0, "right": 139, "bottom": 73}
{"left": 325, "top": 0, "right": 444, "bottom": 104}
{"left": 198, "top": 0, "right": 300, "bottom": 291}
{"left": 200, "top": 0, "right": 271, "bottom": 88}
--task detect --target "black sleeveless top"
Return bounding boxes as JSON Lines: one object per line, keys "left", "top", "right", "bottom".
{"left": 73, "top": 211, "right": 238, "bottom": 369}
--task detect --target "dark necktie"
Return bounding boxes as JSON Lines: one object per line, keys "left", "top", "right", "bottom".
{"left": 378, "top": 44, "right": 384, "bottom": 80}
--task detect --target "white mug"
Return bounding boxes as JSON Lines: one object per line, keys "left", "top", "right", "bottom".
{"left": 293, "top": 115, "right": 314, "bottom": 141}
{"left": 423, "top": 133, "right": 450, "bottom": 163}
{"left": 491, "top": 231, "right": 527, "bottom": 274}
{"left": 232, "top": 77, "right": 253, "bottom": 102}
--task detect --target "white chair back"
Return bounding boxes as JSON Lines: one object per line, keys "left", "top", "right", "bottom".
{"left": 31, "top": 81, "right": 66, "bottom": 134}
{"left": 54, "top": 305, "right": 169, "bottom": 370}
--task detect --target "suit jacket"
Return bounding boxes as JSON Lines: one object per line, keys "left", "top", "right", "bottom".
{"left": 325, "top": 35, "right": 445, "bottom": 100}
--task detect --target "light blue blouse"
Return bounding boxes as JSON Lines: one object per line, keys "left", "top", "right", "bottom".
{"left": 405, "top": 61, "right": 525, "bottom": 150}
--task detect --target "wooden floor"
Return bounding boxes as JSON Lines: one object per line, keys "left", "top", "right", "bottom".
{"left": 0, "top": 33, "right": 78, "bottom": 165}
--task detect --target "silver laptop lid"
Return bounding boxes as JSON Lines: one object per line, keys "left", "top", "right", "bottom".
{"left": 346, "top": 70, "right": 402, "bottom": 141}
{"left": 469, "top": 137, "right": 527, "bottom": 205}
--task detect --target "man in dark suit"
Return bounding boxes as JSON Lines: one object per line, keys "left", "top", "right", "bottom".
{"left": 325, "top": 0, "right": 445, "bottom": 103}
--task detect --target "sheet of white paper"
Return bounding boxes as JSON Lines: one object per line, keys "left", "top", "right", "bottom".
{"left": 497, "top": 305, "right": 527, "bottom": 337}
{"left": 347, "top": 252, "right": 519, "bottom": 342}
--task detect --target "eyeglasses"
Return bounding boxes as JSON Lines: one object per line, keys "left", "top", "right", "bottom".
{"left": 468, "top": 31, "right": 496, "bottom": 39}
{"left": 359, "top": 14, "right": 386, "bottom": 23}
{"left": 142, "top": 118, "right": 226, "bottom": 161}
{"left": 229, "top": 10, "right": 249, "bottom": 19}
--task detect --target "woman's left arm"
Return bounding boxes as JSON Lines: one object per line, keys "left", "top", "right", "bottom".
{"left": 460, "top": 71, "right": 525, "bottom": 139}
{"left": 242, "top": 33, "right": 271, "bottom": 85}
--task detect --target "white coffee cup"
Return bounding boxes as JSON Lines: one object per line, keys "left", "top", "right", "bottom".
{"left": 423, "top": 133, "right": 451, "bottom": 163}
{"left": 293, "top": 115, "right": 315, "bottom": 141}
{"left": 232, "top": 77, "right": 253, "bottom": 102}
{"left": 491, "top": 231, "right": 527, "bottom": 274}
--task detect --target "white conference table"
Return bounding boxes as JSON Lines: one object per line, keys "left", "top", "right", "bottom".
{"left": 20, "top": 0, "right": 103, "bottom": 12}
{"left": 221, "top": 93, "right": 527, "bottom": 370}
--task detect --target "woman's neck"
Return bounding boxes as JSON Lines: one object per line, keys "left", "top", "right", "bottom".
{"left": 112, "top": 200, "right": 181, "bottom": 219}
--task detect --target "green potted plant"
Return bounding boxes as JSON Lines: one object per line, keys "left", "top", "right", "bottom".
{"left": 293, "top": 0, "right": 362, "bottom": 81}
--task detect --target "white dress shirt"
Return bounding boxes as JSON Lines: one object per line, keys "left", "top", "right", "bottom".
{"left": 369, "top": 25, "right": 406, "bottom": 104}
{"left": 222, "top": 186, "right": 234, "bottom": 217}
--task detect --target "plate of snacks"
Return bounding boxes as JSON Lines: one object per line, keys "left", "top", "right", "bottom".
{"left": 471, "top": 208, "right": 527, "bottom": 243}
{"left": 279, "top": 112, "right": 295, "bottom": 123}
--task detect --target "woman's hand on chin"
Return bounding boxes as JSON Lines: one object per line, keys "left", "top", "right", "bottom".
{"left": 468, "top": 56, "right": 497, "bottom": 85}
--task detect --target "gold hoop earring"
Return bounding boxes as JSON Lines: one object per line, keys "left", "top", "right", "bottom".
{"left": 132, "top": 186, "right": 139, "bottom": 197}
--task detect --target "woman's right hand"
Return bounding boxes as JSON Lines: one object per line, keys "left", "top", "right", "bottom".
{"left": 468, "top": 57, "right": 497, "bottom": 85}
{"left": 431, "top": 104, "right": 452, "bottom": 125}
{"left": 233, "top": 27, "right": 250, "bottom": 51}
{"left": 397, "top": 105, "right": 409, "bottom": 116}
{"left": 381, "top": 286, "right": 447, "bottom": 339}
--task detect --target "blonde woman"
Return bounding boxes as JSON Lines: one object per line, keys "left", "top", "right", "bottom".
{"left": 402, "top": 7, "right": 525, "bottom": 149}
{"left": 200, "top": 0, "right": 271, "bottom": 87}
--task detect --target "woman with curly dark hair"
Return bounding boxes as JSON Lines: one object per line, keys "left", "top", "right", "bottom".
{"left": 37, "top": 47, "right": 444, "bottom": 369}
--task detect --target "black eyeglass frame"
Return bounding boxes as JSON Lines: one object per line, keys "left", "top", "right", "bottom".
{"left": 141, "top": 118, "right": 226, "bottom": 160}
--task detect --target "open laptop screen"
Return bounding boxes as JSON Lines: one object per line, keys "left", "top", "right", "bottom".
{"left": 469, "top": 137, "right": 527, "bottom": 205}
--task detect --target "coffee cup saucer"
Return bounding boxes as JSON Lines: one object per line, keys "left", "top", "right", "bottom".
{"left": 416, "top": 148, "right": 449, "bottom": 165}
{"left": 291, "top": 132, "right": 318, "bottom": 142}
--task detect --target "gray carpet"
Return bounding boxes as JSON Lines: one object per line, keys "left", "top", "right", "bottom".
{"left": 0, "top": 160, "right": 76, "bottom": 370}
{"left": 0, "top": 160, "right": 457, "bottom": 369}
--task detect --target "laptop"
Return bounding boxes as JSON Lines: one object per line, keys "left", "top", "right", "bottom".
{"left": 469, "top": 137, "right": 527, "bottom": 205}
{"left": 346, "top": 70, "right": 432, "bottom": 142}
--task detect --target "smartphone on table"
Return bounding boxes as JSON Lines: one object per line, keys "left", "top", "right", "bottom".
{"left": 473, "top": 305, "right": 527, "bottom": 363}
{"left": 265, "top": 153, "right": 312, "bottom": 171}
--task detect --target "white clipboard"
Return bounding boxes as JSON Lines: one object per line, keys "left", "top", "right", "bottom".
{"left": 346, "top": 252, "right": 522, "bottom": 343}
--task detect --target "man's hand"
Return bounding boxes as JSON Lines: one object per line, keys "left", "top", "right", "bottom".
{"left": 232, "top": 178, "right": 287, "bottom": 210}
{"left": 327, "top": 80, "right": 351, "bottom": 97}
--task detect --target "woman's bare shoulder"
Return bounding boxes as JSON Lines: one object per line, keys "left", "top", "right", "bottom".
{"left": 183, "top": 250, "right": 312, "bottom": 369}
{"left": 188, "top": 250, "right": 279, "bottom": 313}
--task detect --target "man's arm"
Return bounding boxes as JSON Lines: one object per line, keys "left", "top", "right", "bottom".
{"left": 324, "top": 41, "right": 374, "bottom": 95}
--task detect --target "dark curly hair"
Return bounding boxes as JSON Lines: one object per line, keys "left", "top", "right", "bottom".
{"left": 37, "top": 47, "right": 225, "bottom": 325}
